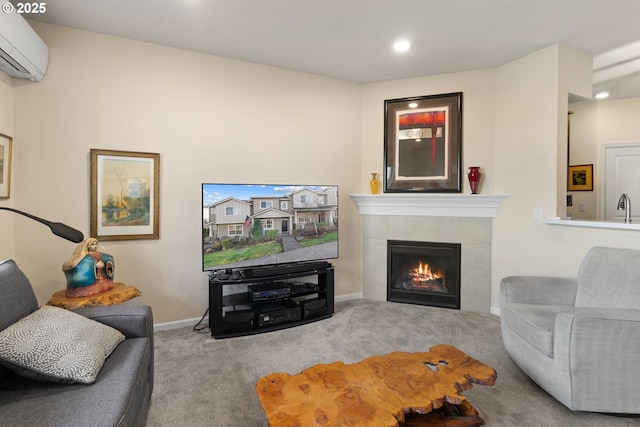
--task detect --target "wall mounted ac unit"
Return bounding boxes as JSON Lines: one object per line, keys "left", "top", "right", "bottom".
{"left": 0, "top": 12, "right": 48, "bottom": 81}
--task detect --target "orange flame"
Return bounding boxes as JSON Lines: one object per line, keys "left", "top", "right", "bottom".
{"left": 410, "top": 261, "right": 444, "bottom": 284}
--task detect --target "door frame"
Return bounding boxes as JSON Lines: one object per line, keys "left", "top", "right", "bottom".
{"left": 601, "top": 142, "right": 640, "bottom": 220}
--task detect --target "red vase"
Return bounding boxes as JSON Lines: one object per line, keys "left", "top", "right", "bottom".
{"left": 468, "top": 166, "right": 481, "bottom": 194}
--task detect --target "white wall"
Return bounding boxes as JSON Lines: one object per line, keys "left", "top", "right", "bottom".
{"left": 0, "top": 72, "right": 15, "bottom": 257}
{"left": 8, "top": 23, "right": 363, "bottom": 323}
{"left": 491, "top": 44, "right": 640, "bottom": 313}
{"left": 360, "top": 43, "right": 640, "bottom": 314}
{"left": 567, "top": 103, "right": 598, "bottom": 219}
{"left": 7, "top": 24, "right": 640, "bottom": 322}
{"left": 360, "top": 70, "right": 497, "bottom": 194}
{"left": 491, "top": 44, "right": 580, "bottom": 310}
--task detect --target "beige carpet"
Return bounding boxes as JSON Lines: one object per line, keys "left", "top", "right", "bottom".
{"left": 146, "top": 299, "right": 639, "bottom": 426}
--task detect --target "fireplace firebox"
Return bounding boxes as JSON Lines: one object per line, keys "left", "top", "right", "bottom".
{"left": 387, "top": 240, "right": 461, "bottom": 309}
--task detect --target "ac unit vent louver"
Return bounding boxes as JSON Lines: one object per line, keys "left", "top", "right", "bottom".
{"left": 0, "top": 12, "right": 48, "bottom": 81}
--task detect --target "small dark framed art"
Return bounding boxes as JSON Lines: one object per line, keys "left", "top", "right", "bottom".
{"left": 383, "top": 92, "right": 462, "bottom": 192}
{"left": 90, "top": 149, "right": 160, "bottom": 240}
{"left": 567, "top": 164, "right": 593, "bottom": 191}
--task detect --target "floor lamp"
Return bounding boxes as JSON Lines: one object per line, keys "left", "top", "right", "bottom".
{"left": 0, "top": 207, "right": 84, "bottom": 243}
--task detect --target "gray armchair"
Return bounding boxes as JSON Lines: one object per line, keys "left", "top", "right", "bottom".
{"left": 500, "top": 246, "right": 640, "bottom": 414}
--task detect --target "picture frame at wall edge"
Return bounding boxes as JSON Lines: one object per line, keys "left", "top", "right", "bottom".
{"left": 0, "top": 133, "right": 13, "bottom": 199}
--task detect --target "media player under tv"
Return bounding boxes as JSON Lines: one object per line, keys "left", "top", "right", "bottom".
{"left": 248, "top": 282, "right": 291, "bottom": 301}
{"left": 255, "top": 300, "right": 301, "bottom": 328}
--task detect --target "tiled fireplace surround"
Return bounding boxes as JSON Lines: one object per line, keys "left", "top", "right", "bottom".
{"left": 351, "top": 194, "right": 508, "bottom": 313}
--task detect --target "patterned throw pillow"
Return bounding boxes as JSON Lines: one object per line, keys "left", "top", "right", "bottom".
{"left": 0, "top": 305, "right": 125, "bottom": 384}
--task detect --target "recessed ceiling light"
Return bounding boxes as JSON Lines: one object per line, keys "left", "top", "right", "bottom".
{"left": 393, "top": 39, "right": 411, "bottom": 53}
{"left": 594, "top": 91, "right": 610, "bottom": 99}
{"left": 408, "top": 102, "right": 418, "bottom": 108}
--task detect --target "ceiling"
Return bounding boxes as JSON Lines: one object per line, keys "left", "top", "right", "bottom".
{"left": 22, "top": 0, "right": 640, "bottom": 101}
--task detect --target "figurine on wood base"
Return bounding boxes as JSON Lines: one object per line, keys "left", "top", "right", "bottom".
{"left": 62, "top": 237, "right": 115, "bottom": 298}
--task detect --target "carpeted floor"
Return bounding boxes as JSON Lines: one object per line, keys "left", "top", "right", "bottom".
{"left": 146, "top": 299, "right": 639, "bottom": 426}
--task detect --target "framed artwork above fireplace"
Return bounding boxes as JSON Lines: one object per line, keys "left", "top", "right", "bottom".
{"left": 383, "top": 92, "right": 462, "bottom": 193}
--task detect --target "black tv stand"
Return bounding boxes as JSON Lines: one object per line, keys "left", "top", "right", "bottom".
{"left": 208, "top": 263, "right": 334, "bottom": 338}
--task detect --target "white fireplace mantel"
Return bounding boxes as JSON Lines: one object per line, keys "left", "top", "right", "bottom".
{"left": 350, "top": 193, "right": 509, "bottom": 218}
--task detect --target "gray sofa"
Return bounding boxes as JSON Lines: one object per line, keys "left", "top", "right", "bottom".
{"left": 0, "top": 259, "right": 154, "bottom": 426}
{"left": 500, "top": 246, "right": 640, "bottom": 414}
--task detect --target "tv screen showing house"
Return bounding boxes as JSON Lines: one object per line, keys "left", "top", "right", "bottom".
{"left": 202, "top": 183, "right": 338, "bottom": 271}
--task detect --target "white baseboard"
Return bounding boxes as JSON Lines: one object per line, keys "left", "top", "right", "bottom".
{"left": 335, "top": 293, "right": 362, "bottom": 302}
{"left": 154, "top": 316, "right": 207, "bottom": 332}
{"left": 491, "top": 306, "right": 501, "bottom": 316}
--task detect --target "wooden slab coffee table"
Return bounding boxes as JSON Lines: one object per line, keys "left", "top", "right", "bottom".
{"left": 256, "top": 344, "right": 496, "bottom": 427}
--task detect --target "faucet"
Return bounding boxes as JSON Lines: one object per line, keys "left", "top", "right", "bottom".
{"left": 617, "top": 193, "right": 631, "bottom": 223}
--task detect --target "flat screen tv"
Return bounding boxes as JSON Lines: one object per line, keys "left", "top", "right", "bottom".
{"left": 202, "top": 183, "right": 338, "bottom": 273}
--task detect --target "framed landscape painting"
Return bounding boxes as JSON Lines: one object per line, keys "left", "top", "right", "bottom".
{"left": 90, "top": 149, "right": 160, "bottom": 240}
{"left": 384, "top": 92, "right": 462, "bottom": 192}
{"left": 0, "top": 133, "right": 12, "bottom": 199}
